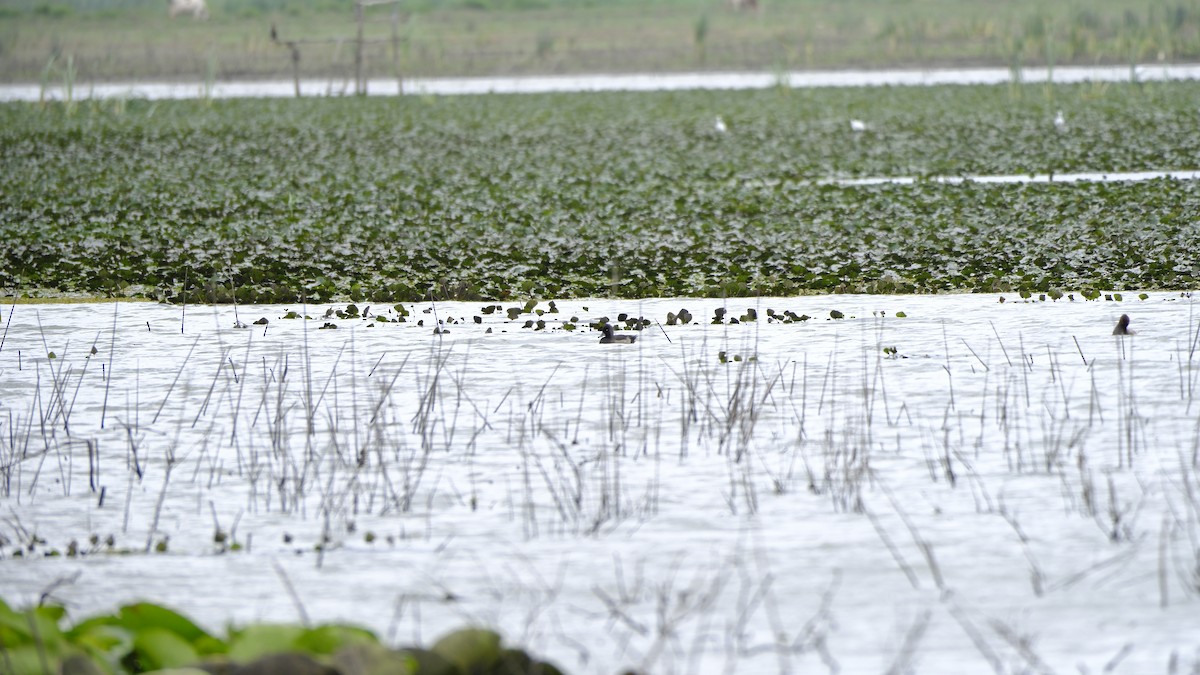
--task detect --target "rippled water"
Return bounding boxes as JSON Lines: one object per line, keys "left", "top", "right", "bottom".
{"left": 4, "top": 62, "right": 1199, "bottom": 101}
{"left": 2, "top": 293, "right": 1199, "bottom": 673}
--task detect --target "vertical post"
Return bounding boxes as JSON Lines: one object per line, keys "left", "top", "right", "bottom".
{"left": 391, "top": 2, "right": 402, "bottom": 94}
{"left": 354, "top": 0, "right": 365, "bottom": 95}
{"left": 290, "top": 44, "right": 301, "bottom": 98}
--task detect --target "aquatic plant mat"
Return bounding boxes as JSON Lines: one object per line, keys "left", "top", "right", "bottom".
{"left": 0, "top": 596, "right": 561, "bottom": 674}
{"left": 3, "top": 81, "right": 1200, "bottom": 302}
{"left": 2, "top": 293, "right": 1200, "bottom": 673}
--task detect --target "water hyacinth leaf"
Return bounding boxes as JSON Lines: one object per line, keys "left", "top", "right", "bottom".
{"left": 0, "top": 601, "right": 68, "bottom": 654}
{"left": 294, "top": 624, "right": 378, "bottom": 655}
{"left": 131, "top": 627, "right": 201, "bottom": 670}
{"left": 0, "top": 645, "right": 60, "bottom": 674}
{"left": 116, "top": 603, "right": 211, "bottom": 645}
{"left": 0, "top": 598, "right": 33, "bottom": 642}
{"left": 226, "top": 624, "right": 307, "bottom": 662}
{"left": 67, "top": 618, "right": 135, "bottom": 658}
{"left": 333, "top": 643, "right": 419, "bottom": 675}
{"left": 431, "top": 628, "right": 502, "bottom": 672}
{"left": 393, "top": 648, "right": 454, "bottom": 675}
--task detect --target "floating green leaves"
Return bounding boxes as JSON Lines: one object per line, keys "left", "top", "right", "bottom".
{"left": 0, "top": 596, "right": 563, "bottom": 675}
{"left": 3, "top": 82, "right": 1199, "bottom": 302}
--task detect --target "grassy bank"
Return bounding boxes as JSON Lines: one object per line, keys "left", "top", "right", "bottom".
{"left": 2, "top": 81, "right": 1199, "bottom": 303}
{"left": 2, "top": 0, "right": 1200, "bottom": 82}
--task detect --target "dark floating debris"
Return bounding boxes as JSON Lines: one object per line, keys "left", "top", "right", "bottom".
{"left": 765, "top": 309, "right": 811, "bottom": 323}
{"left": 335, "top": 304, "right": 360, "bottom": 319}
{"left": 718, "top": 350, "right": 756, "bottom": 364}
{"left": 666, "top": 308, "right": 694, "bottom": 325}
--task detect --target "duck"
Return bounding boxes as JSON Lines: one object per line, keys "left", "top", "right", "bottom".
{"left": 1112, "top": 314, "right": 1134, "bottom": 335}
{"left": 599, "top": 324, "right": 637, "bottom": 344}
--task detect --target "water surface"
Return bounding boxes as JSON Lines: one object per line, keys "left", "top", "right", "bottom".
{"left": 1, "top": 293, "right": 1198, "bottom": 674}
{"left": 5, "top": 62, "right": 1198, "bottom": 101}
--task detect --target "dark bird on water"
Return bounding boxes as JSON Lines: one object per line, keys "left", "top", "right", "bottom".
{"left": 599, "top": 324, "right": 637, "bottom": 344}
{"left": 1113, "top": 314, "right": 1134, "bottom": 335}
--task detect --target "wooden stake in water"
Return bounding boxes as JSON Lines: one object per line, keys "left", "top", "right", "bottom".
{"left": 654, "top": 319, "right": 673, "bottom": 343}
{"left": 101, "top": 302, "right": 118, "bottom": 429}
{"left": 1072, "top": 335, "right": 1087, "bottom": 365}
{"left": 0, "top": 303, "right": 14, "bottom": 354}
{"left": 181, "top": 266, "right": 189, "bottom": 334}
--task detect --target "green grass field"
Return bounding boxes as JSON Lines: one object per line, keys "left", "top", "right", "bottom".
{"left": 3, "top": 81, "right": 1199, "bottom": 303}
{"left": 3, "top": 0, "right": 1200, "bottom": 82}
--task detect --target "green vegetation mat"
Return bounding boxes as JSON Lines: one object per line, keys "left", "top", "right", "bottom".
{"left": 0, "top": 596, "right": 563, "bottom": 674}
{"left": 2, "top": 82, "right": 1199, "bottom": 302}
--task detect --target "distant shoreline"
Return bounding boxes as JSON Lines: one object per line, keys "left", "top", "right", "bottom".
{"left": 6, "top": 62, "right": 1200, "bottom": 101}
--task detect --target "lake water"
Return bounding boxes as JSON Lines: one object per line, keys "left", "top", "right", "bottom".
{"left": 2, "top": 293, "right": 1198, "bottom": 673}
{"left": 4, "top": 62, "right": 1200, "bottom": 101}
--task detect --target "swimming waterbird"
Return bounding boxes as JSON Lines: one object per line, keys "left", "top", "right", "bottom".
{"left": 1113, "top": 314, "right": 1134, "bottom": 335}
{"left": 599, "top": 324, "right": 637, "bottom": 344}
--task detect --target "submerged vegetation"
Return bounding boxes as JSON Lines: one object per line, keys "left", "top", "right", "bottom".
{"left": 2, "top": 81, "right": 1200, "bottom": 302}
